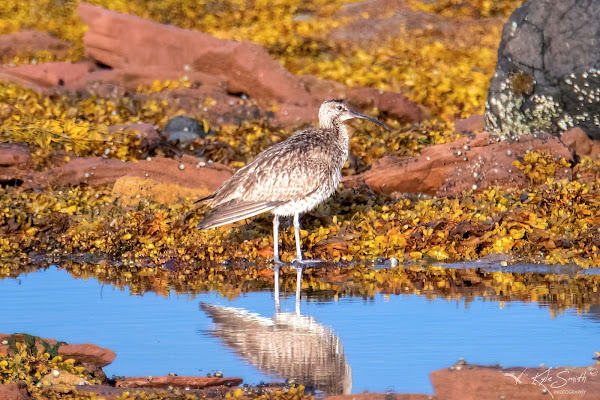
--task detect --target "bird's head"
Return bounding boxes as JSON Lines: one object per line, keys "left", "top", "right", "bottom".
{"left": 318, "top": 99, "right": 390, "bottom": 131}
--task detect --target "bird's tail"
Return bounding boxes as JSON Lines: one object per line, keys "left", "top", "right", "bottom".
{"left": 197, "top": 200, "right": 285, "bottom": 230}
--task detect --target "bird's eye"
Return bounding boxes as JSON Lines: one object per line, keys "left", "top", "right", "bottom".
{"left": 336, "top": 105, "right": 343, "bottom": 111}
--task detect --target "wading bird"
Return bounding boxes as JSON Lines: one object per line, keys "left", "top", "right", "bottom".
{"left": 197, "top": 99, "right": 389, "bottom": 265}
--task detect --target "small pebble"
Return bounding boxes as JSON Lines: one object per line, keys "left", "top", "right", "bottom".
{"left": 51, "top": 369, "right": 60, "bottom": 378}
{"left": 178, "top": 164, "right": 185, "bottom": 170}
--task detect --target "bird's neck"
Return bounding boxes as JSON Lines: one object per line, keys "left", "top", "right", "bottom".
{"left": 320, "top": 119, "right": 349, "bottom": 146}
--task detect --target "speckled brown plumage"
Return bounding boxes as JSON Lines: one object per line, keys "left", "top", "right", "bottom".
{"left": 197, "top": 99, "right": 388, "bottom": 264}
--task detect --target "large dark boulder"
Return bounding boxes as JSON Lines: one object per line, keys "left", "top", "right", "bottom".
{"left": 485, "top": 0, "right": 600, "bottom": 140}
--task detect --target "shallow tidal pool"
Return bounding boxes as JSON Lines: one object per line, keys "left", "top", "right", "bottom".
{"left": 1, "top": 265, "right": 599, "bottom": 395}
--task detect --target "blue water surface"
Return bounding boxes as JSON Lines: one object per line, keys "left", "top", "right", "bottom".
{"left": 0, "top": 266, "right": 598, "bottom": 394}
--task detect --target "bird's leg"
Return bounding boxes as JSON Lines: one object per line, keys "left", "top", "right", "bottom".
{"left": 295, "top": 265, "right": 303, "bottom": 315}
{"left": 272, "top": 215, "right": 283, "bottom": 265}
{"left": 292, "top": 213, "right": 323, "bottom": 266}
{"left": 293, "top": 213, "right": 303, "bottom": 262}
{"left": 274, "top": 264, "right": 281, "bottom": 313}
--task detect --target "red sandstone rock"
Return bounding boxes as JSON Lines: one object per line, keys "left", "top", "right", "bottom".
{"left": 299, "top": 75, "right": 427, "bottom": 122}
{"left": 0, "top": 333, "right": 115, "bottom": 368}
{"left": 454, "top": 115, "right": 485, "bottom": 134}
{"left": 0, "top": 30, "right": 71, "bottom": 60}
{"left": 0, "top": 62, "right": 90, "bottom": 89}
{"left": 114, "top": 376, "right": 242, "bottom": 389}
{"left": 58, "top": 343, "right": 116, "bottom": 368}
{"left": 561, "top": 127, "right": 600, "bottom": 159}
{"left": 325, "top": 394, "right": 433, "bottom": 400}
{"left": 75, "top": 3, "right": 425, "bottom": 125}
{"left": 108, "top": 123, "right": 162, "bottom": 147}
{"left": 0, "top": 143, "right": 33, "bottom": 182}
{"left": 0, "top": 383, "right": 31, "bottom": 400}
{"left": 0, "top": 8, "right": 427, "bottom": 129}
{"left": 343, "top": 132, "right": 574, "bottom": 196}
{"left": 347, "top": 87, "right": 428, "bottom": 122}
{"left": 24, "top": 155, "right": 232, "bottom": 196}
{"left": 78, "top": 3, "right": 314, "bottom": 106}
{"left": 330, "top": 0, "right": 502, "bottom": 45}
{"left": 430, "top": 365, "right": 598, "bottom": 400}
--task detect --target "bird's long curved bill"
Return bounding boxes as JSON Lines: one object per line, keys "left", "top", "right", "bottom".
{"left": 349, "top": 110, "right": 391, "bottom": 131}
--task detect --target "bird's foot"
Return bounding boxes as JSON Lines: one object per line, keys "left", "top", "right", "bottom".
{"left": 271, "top": 257, "right": 285, "bottom": 266}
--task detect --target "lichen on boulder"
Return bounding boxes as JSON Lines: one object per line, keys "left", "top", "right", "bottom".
{"left": 485, "top": 0, "right": 600, "bottom": 140}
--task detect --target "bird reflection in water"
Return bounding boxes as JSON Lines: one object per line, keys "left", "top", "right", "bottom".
{"left": 200, "top": 265, "right": 352, "bottom": 395}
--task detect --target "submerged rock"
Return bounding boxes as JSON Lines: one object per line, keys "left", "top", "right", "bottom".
{"left": 485, "top": 0, "right": 600, "bottom": 139}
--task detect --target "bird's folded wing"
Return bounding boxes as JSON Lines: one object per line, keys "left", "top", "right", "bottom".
{"left": 211, "top": 138, "right": 333, "bottom": 205}
{"left": 197, "top": 200, "right": 286, "bottom": 230}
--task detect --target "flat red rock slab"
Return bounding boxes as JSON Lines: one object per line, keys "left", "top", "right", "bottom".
{"left": 344, "top": 131, "right": 573, "bottom": 197}
{"left": 23, "top": 155, "right": 233, "bottom": 191}
{"left": 325, "top": 394, "right": 433, "bottom": 400}
{"left": 431, "top": 365, "right": 598, "bottom": 400}
{"left": 114, "top": 376, "right": 242, "bottom": 389}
